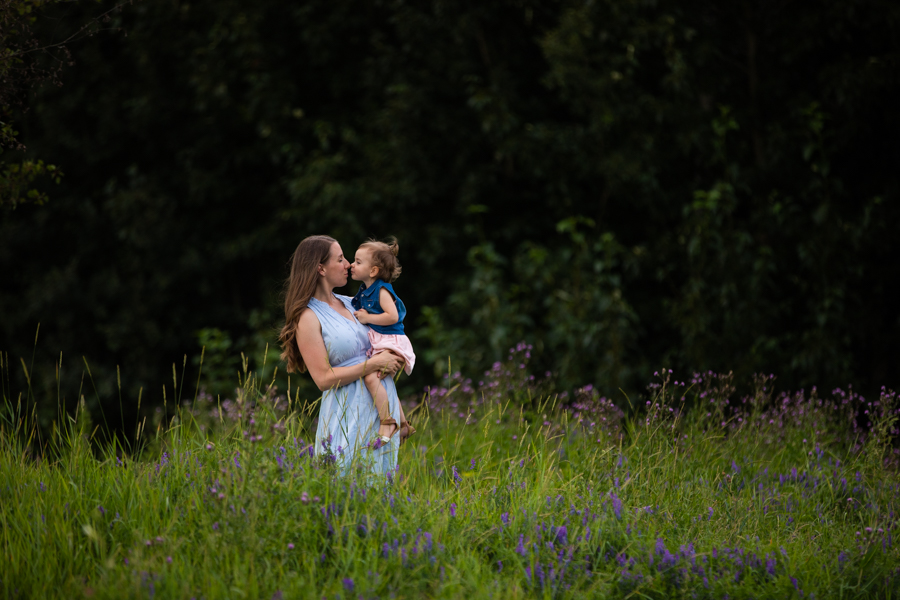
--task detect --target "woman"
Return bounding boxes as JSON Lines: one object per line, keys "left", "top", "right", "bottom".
{"left": 279, "top": 235, "right": 406, "bottom": 475}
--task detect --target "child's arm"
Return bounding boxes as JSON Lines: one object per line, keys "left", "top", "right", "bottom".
{"left": 355, "top": 289, "right": 399, "bottom": 326}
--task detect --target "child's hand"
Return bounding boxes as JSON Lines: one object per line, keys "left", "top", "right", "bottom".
{"left": 354, "top": 309, "right": 370, "bottom": 324}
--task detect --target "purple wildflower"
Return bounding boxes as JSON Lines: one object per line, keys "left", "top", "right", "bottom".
{"left": 610, "top": 492, "right": 623, "bottom": 520}
{"left": 555, "top": 526, "right": 568, "bottom": 545}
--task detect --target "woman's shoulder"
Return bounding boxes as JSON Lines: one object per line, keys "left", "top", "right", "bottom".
{"left": 296, "top": 304, "right": 321, "bottom": 330}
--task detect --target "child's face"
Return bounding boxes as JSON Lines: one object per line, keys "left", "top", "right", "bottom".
{"left": 350, "top": 248, "right": 379, "bottom": 283}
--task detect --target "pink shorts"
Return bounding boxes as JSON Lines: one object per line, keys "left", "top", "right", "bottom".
{"left": 366, "top": 331, "right": 415, "bottom": 376}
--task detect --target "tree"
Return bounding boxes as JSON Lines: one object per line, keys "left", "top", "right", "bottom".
{"left": 1, "top": 0, "right": 129, "bottom": 207}
{"left": 1, "top": 0, "right": 897, "bottom": 430}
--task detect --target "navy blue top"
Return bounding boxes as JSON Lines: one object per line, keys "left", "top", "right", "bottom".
{"left": 351, "top": 280, "right": 407, "bottom": 335}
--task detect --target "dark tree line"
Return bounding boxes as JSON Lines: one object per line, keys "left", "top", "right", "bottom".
{"left": 1, "top": 0, "right": 898, "bottom": 425}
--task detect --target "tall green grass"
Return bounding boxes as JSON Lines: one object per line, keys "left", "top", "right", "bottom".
{"left": 1, "top": 358, "right": 898, "bottom": 599}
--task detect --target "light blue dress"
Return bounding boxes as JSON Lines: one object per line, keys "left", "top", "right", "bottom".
{"left": 307, "top": 294, "right": 400, "bottom": 476}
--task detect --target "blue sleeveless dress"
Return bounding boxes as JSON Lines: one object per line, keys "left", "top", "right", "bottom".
{"left": 307, "top": 294, "right": 400, "bottom": 475}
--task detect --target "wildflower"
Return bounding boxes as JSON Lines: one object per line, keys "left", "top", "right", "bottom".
{"left": 766, "top": 556, "right": 776, "bottom": 576}
{"left": 555, "top": 526, "right": 568, "bottom": 546}
{"left": 501, "top": 512, "right": 509, "bottom": 526}
{"left": 288, "top": 543, "right": 294, "bottom": 550}
{"left": 301, "top": 492, "right": 309, "bottom": 504}
{"left": 449, "top": 503, "right": 457, "bottom": 517}
{"left": 342, "top": 578, "right": 354, "bottom": 592}
{"left": 609, "top": 492, "right": 623, "bottom": 520}
{"left": 166, "top": 556, "right": 172, "bottom": 564}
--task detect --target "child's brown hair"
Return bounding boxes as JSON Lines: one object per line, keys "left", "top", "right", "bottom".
{"left": 360, "top": 237, "right": 402, "bottom": 282}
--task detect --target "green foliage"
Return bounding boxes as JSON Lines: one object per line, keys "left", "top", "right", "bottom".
{"left": 0, "top": 0, "right": 70, "bottom": 207}
{"left": 2, "top": 363, "right": 898, "bottom": 599}
{"left": 192, "top": 328, "right": 239, "bottom": 398}
{"left": 0, "top": 156, "right": 62, "bottom": 208}
{"left": 0, "top": 0, "right": 898, "bottom": 420}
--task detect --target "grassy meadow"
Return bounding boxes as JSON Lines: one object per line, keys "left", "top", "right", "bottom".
{"left": 1, "top": 346, "right": 899, "bottom": 599}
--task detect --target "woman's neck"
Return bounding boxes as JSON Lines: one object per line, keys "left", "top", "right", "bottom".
{"left": 311, "top": 282, "right": 335, "bottom": 304}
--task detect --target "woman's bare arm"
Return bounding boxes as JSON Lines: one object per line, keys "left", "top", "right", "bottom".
{"left": 295, "top": 309, "right": 403, "bottom": 391}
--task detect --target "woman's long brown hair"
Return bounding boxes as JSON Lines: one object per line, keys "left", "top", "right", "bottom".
{"left": 279, "top": 235, "right": 337, "bottom": 373}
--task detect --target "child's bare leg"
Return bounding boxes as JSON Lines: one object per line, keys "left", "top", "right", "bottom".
{"left": 364, "top": 372, "right": 397, "bottom": 439}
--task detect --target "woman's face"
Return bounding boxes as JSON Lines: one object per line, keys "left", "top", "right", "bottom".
{"left": 319, "top": 241, "right": 350, "bottom": 289}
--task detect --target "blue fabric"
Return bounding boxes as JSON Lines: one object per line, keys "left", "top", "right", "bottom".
{"left": 350, "top": 280, "right": 407, "bottom": 335}
{"left": 307, "top": 294, "right": 399, "bottom": 476}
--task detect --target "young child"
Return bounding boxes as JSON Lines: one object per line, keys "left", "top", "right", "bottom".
{"left": 349, "top": 238, "right": 416, "bottom": 445}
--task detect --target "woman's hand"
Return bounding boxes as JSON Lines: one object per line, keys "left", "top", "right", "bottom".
{"left": 368, "top": 350, "right": 404, "bottom": 379}
{"left": 296, "top": 308, "right": 404, "bottom": 390}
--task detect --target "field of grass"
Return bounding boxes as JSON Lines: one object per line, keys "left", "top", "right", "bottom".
{"left": 2, "top": 347, "right": 899, "bottom": 599}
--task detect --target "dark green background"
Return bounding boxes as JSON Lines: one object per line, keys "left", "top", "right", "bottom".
{"left": 2, "top": 0, "right": 898, "bottom": 425}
